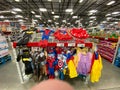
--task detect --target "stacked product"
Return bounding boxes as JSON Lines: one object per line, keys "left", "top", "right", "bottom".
{"left": 97, "top": 40, "right": 116, "bottom": 63}
{"left": 0, "top": 34, "right": 11, "bottom": 64}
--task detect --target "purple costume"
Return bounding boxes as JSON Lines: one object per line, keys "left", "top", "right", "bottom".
{"left": 77, "top": 52, "right": 92, "bottom": 76}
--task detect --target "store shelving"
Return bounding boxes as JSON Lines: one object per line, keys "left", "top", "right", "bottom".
{"left": 0, "top": 34, "right": 11, "bottom": 65}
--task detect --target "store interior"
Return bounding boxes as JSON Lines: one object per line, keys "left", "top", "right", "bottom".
{"left": 0, "top": 0, "right": 120, "bottom": 90}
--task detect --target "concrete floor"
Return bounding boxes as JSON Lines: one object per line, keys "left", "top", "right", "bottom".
{"left": 0, "top": 59, "right": 120, "bottom": 90}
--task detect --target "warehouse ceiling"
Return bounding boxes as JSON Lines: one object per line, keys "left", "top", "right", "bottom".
{"left": 0, "top": 0, "right": 120, "bottom": 27}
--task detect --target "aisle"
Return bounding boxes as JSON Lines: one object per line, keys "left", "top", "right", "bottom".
{"left": 0, "top": 59, "right": 120, "bottom": 90}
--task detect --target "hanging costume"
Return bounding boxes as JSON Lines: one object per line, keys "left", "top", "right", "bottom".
{"left": 17, "top": 49, "right": 33, "bottom": 75}
{"left": 38, "top": 29, "right": 54, "bottom": 40}
{"left": 77, "top": 52, "right": 92, "bottom": 76}
{"left": 66, "top": 50, "right": 78, "bottom": 78}
{"left": 90, "top": 52, "right": 103, "bottom": 83}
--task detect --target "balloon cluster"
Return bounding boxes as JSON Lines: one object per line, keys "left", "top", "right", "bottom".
{"left": 70, "top": 28, "right": 89, "bottom": 39}
{"left": 54, "top": 30, "right": 73, "bottom": 41}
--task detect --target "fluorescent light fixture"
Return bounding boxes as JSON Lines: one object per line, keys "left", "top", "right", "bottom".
{"left": 55, "top": 22, "right": 59, "bottom": 24}
{"left": 62, "top": 20, "right": 66, "bottom": 22}
{"left": 107, "top": 17, "right": 112, "bottom": 20}
{"left": 48, "top": 20, "right": 52, "bottom": 22}
{"left": 15, "top": 0, "right": 20, "bottom": 2}
{"left": 54, "top": 15, "right": 59, "bottom": 18}
{"left": 35, "top": 15, "right": 41, "bottom": 18}
{"left": 89, "top": 21, "right": 93, "bottom": 23}
{"left": 18, "top": 19, "right": 23, "bottom": 22}
{"left": 0, "top": 10, "right": 10, "bottom": 13}
{"left": 4, "top": 20, "right": 10, "bottom": 22}
{"left": 112, "top": 12, "right": 120, "bottom": 14}
{"left": 33, "top": 20, "right": 38, "bottom": 22}
{"left": 71, "top": 12, "right": 73, "bottom": 15}
{"left": 39, "top": 8, "right": 47, "bottom": 12}
{"left": 107, "top": 1, "right": 115, "bottom": 5}
{"left": 51, "top": 11, "right": 54, "bottom": 14}
{"left": 72, "top": 16, "right": 78, "bottom": 18}
{"left": 12, "top": 8, "right": 22, "bottom": 12}
{"left": 102, "top": 21, "right": 107, "bottom": 23}
{"left": 114, "top": 22, "right": 118, "bottom": 24}
{"left": 79, "top": 0, "right": 83, "bottom": 3}
{"left": 11, "top": 11, "right": 17, "bottom": 14}
{"left": 31, "top": 11, "right": 35, "bottom": 14}
{"left": 89, "top": 10, "right": 97, "bottom": 13}
{"left": 76, "top": 20, "right": 79, "bottom": 23}
{"left": 65, "top": 9, "right": 73, "bottom": 12}
{"left": 48, "top": 0, "right": 52, "bottom": 1}
{"left": 15, "top": 15, "right": 23, "bottom": 18}
{"left": 0, "top": 16, "right": 5, "bottom": 18}
{"left": 106, "top": 14, "right": 111, "bottom": 16}
{"left": 90, "top": 16, "right": 96, "bottom": 19}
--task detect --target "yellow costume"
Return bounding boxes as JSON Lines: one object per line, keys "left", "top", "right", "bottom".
{"left": 90, "top": 55, "right": 103, "bottom": 83}
{"left": 73, "top": 47, "right": 81, "bottom": 68}
{"left": 68, "top": 60, "right": 78, "bottom": 78}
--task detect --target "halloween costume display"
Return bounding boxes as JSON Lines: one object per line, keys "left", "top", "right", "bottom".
{"left": 15, "top": 27, "right": 103, "bottom": 84}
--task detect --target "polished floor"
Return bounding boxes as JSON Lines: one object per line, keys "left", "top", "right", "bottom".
{"left": 0, "top": 58, "right": 120, "bottom": 90}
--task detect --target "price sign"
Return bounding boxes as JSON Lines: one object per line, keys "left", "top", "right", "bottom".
{"left": 68, "top": 43, "right": 75, "bottom": 47}
{"left": 57, "top": 43, "right": 64, "bottom": 47}
{"left": 77, "top": 44, "right": 85, "bottom": 47}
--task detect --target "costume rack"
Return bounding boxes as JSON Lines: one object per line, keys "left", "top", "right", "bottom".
{"left": 13, "top": 39, "right": 93, "bottom": 84}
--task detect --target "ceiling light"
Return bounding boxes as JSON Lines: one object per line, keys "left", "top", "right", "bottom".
{"left": 89, "top": 10, "right": 97, "bottom": 13}
{"left": 106, "top": 14, "right": 111, "bottom": 16}
{"left": 112, "top": 12, "right": 120, "bottom": 15}
{"left": 114, "top": 22, "right": 118, "bottom": 24}
{"left": 62, "top": 20, "right": 66, "bottom": 22}
{"left": 15, "top": 0, "right": 20, "bottom": 2}
{"left": 71, "top": 12, "right": 73, "bottom": 15}
{"left": 90, "top": 16, "right": 96, "bottom": 19}
{"left": 31, "top": 11, "right": 35, "bottom": 14}
{"left": 18, "top": 19, "right": 24, "bottom": 22}
{"left": 89, "top": 21, "right": 93, "bottom": 23}
{"left": 51, "top": 11, "right": 54, "bottom": 14}
{"left": 4, "top": 20, "right": 10, "bottom": 22}
{"left": 11, "top": 11, "right": 17, "bottom": 14}
{"left": 33, "top": 20, "right": 38, "bottom": 22}
{"left": 0, "top": 16, "right": 4, "bottom": 18}
{"left": 0, "top": 10, "right": 10, "bottom": 13}
{"left": 55, "top": 22, "right": 59, "bottom": 24}
{"left": 54, "top": 15, "right": 59, "bottom": 18}
{"left": 48, "top": 0, "right": 52, "bottom": 1}
{"left": 68, "top": 23, "right": 70, "bottom": 24}
{"left": 12, "top": 8, "right": 22, "bottom": 12}
{"left": 48, "top": 20, "right": 52, "bottom": 22}
{"left": 15, "top": 15, "right": 23, "bottom": 18}
{"left": 72, "top": 16, "right": 78, "bottom": 18}
{"left": 107, "top": 17, "right": 112, "bottom": 20}
{"left": 79, "top": 0, "right": 83, "bottom": 3}
{"left": 102, "top": 21, "right": 107, "bottom": 23}
{"left": 39, "top": 8, "right": 47, "bottom": 12}
{"left": 107, "top": 1, "right": 115, "bottom": 5}
{"left": 65, "top": 9, "right": 73, "bottom": 12}
{"left": 35, "top": 15, "right": 41, "bottom": 18}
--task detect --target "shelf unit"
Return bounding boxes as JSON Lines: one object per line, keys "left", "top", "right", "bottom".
{"left": 89, "top": 36, "right": 117, "bottom": 63}
{"left": 0, "top": 34, "right": 11, "bottom": 65}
